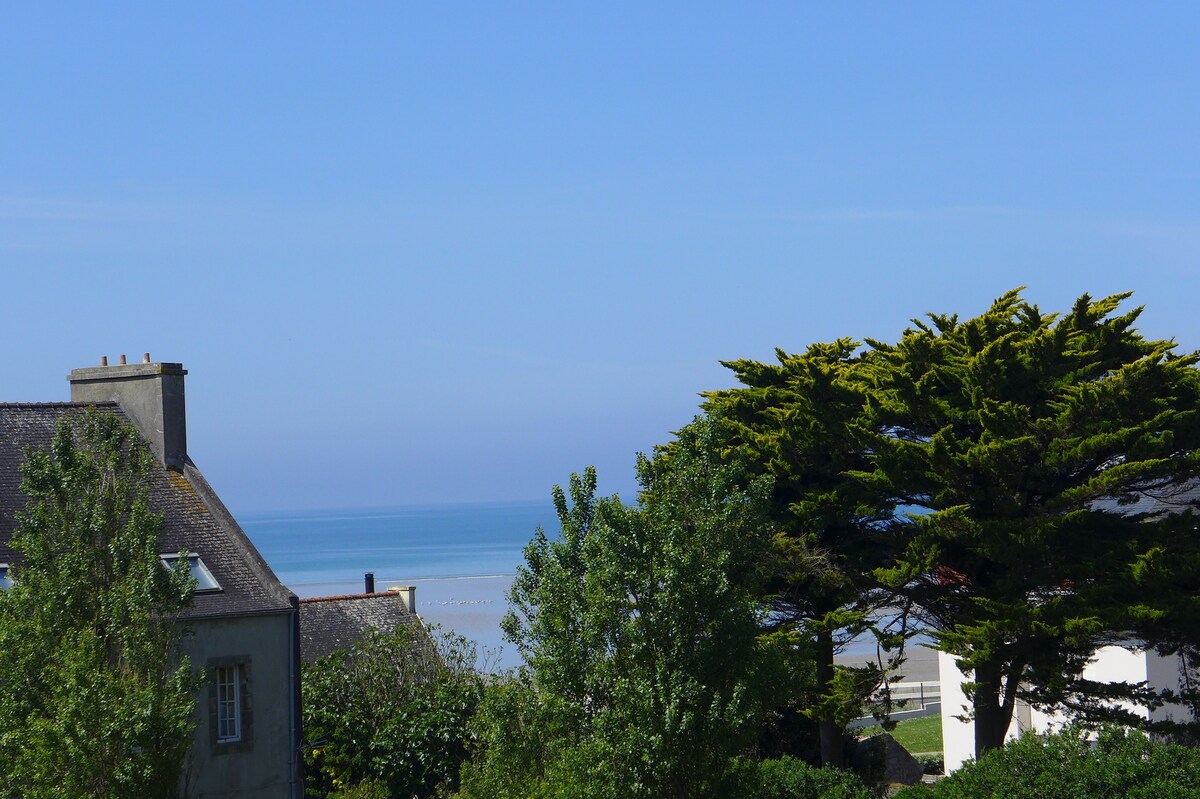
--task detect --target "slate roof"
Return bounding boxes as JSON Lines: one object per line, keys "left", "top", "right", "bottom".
{"left": 1092, "top": 479, "right": 1200, "bottom": 517}
{"left": 0, "top": 402, "right": 294, "bottom": 619}
{"left": 298, "top": 592, "right": 423, "bottom": 663}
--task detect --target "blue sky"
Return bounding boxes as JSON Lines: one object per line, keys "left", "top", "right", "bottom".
{"left": 2, "top": 4, "right": 1198, "bottom": 512}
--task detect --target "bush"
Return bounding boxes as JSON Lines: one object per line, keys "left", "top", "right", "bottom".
{"left": 330, "top": 780, "right": 388, "bottom": 799}
{"left": 891, "top": 725, "right": 1200, "bottom": 799}
{"left": 913, "top": 753, "right": 943, "bottom": 776}
{"left": 743, "top": 756, "right": 874, "bottom": 799}
{"left": 303, "top": 625, "right": 485, "bottom": 799}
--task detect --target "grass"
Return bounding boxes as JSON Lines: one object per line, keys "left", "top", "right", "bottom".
{"left": 860, "top": 714, "right": 943, "bottom": 755}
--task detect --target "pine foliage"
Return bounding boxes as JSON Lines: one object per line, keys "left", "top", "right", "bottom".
{"left": 702, "top": 340, "right": 906, "bottom": 764}
{"left": 861, "top": 289, "right": 1200, "bottom": 754}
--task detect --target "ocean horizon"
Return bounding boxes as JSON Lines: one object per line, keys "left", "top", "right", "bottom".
{"left": 239, "top": 499, "right": 894, "bottom": 672}
{"left": 239, "top": 500, "right": 557, "bottom": 671}
{"left": 240, "top": 499, "right": 556, "bottom": 586}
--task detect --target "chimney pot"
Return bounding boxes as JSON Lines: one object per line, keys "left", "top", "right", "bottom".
{"left": 100, "top": 356, "right": 108, "bottom": 366}
{"left": 68, "top": 361, "right": 189, "bottom": 469}
{"left": 143, "top": 352, "right": 151, "bottom": 363}
{"left": 364, "top": 572, "right": 376, "bottom": 594}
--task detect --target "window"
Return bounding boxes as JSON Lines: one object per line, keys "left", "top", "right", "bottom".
{"left": 160, "top": 552, "right": 220, "bottom": 591}
{"left": 208, "top": 658, "right": 253, "bottom": 753}
{"left": 0, "top": 564, "right": 9, "bottom": 590}
{"left": 216, "top": 665, "right": 241, "bottom": 743}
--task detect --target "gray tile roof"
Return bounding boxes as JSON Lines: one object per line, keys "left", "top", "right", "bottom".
{"left": 0, "top": 402, "right": 294, "bottom": 619}
{"left": 298, "top": 592, "right": 422, "bottom": 663}
{"left": 1091, "top": 479, "right": 1200, "bottom": 517}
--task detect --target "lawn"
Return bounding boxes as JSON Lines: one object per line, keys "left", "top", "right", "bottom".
{"left": 860, "top": 714, "right": 943, "bottom": 755}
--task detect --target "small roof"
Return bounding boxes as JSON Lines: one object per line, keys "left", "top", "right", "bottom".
{"left": 298, "top": 591, "right": 422, "bottom": 663}
{"left": 1091, "top": 479, "right": 1200, "bottom": 518}
{"left": 0, "top": 403, "right": 295, "bottom": 619}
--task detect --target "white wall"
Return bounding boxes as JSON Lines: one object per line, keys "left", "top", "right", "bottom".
{"left": 940, "top": 645, "right": 1174, "bottom": 773}
{"left": 939, "top": 651, "right": 1036, "bottom": 772}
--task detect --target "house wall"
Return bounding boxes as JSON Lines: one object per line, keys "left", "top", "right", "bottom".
{"left": 940, "top": 645, "right": 1179, "bottom": 773}
{"left": 181, "top": 612, "right": 298, "bottom": 799}
{"left": 1146, "top": 649, "right": 1191, "bottom": 725}
{"left": 1027, "top": 646, "right": 1150, "bottom": 736}
{"left": 938, "top": 651, "right": 1034, "bottom": 772}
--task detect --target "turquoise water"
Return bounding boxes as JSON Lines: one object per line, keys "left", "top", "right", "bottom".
{"left": 241, "top": 500, "right": 555, "bottom": 590}
{"left": 238, "top": 501, "right": 913, "bottom": 670}
{"left": 240, "top": 501, "right": 556, "bottom": 670}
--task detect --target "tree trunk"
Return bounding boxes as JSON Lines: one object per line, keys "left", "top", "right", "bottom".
{"left": 816, "top": 629, "right": 844, "bottom": 767}
{"left": 972, "top": 659, "right": 1015, "bottom": 759}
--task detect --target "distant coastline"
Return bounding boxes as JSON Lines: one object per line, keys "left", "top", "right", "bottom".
{"left": 240, "top": 502, "right": 546, "bottom": 671}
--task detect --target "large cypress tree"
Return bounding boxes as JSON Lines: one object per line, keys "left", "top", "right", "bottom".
{"left": 703, "top": 340, "right": 903, "bottom": 767}
{"left": 862, "top": 289, "right": 1200, "bottom": 757}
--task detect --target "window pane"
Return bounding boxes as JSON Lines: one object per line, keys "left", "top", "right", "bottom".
{"left": 217, "top": 665, "right": 241, "bottom": 742}
{"left": 159, "top": 553, "right": 220, "bottom": 591}
{"left": 185, "top": 555, "right": 221, "bottom": 590}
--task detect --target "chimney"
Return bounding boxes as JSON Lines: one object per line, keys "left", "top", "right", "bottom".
{"left": 68, "top": 359, "right": 188, "bottom": 470}
{"left": 364, "top": 572, "right": 375, "bottom": 594}
{"left": 388, "top": 584, "right": 416, "bottom": 614}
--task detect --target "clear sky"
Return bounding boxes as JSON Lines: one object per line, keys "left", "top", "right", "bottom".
{"left": 2, "top": 4, "right": 1198, "bottom": 512}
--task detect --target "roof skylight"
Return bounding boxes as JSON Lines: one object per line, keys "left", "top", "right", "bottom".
{"left": 160, "top": 552, "right": 221, "bottom": 592}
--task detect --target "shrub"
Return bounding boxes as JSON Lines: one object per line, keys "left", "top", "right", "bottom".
{"left": 330, "top": 780, "right": 388, "bottom": 799}
{"left": 745, "top": 756, "right": 874, "bottom": 799}
{"left": 892, "top": 725, "right": 1200, "bottom": 799}
{"left": 303, "top": 625, "right": 485, "bottom": 799}
{"left": 913, "top": 753, "right": 944, "bottom": 776}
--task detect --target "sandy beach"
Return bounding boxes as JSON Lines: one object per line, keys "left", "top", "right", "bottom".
{"left": 836, "top": 644, "right": 940, "bottom": 684}
{"left": 293, "top": 573, "right": 943, "bottom": 681}
{"left": 292, "top": 574, "right": 519, "bottom": 670}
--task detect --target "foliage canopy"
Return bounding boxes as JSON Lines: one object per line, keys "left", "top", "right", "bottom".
{"left": 303, "top": 624, "right": 485, "bottom": 799}
{"left": 463, "top": 421, "right": 789, "bottom": 799}
{"left": 863, "top": 289, "right": 1200, "bottom": 755}
{"left": 0, "top": 409, "right": 198, "bottom": 798}
{"left": 703, "top": 339, "right": 906, "bottom": 765}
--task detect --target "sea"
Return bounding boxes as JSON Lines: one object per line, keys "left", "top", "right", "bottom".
{"left": 240, "top": 500, "right": 901, "bottom": 675}
{"left": 240, "top": 500, "right": 557, "bottom": 672}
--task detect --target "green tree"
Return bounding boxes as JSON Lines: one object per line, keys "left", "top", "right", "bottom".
{"left": 302, "top": 625, "right": 485, "bottom": 799}
{"left": 462, "top": 422, "right": 788, "bottom": 799}
{"left": 0, "top": 409, "right": 199, "bottom": 798}
{"left": 703, "top": 340, "right": 906, "bottom": 766}
{"left": 863, "top": 290, "right": 1200, "bottom": 758}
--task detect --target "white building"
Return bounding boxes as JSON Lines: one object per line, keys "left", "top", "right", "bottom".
{"left": 940, "top": 645, "right": 1193, "bottom": 772}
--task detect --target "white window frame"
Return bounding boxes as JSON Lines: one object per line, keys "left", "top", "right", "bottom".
{"left": 216, "top": 665, "right": 242, "bottom": 743}
{"left": 160, "top": 552, "right": 221, "bottom": 592}
{"left": 0, "top": 563, "right": 9, "bottom": 590}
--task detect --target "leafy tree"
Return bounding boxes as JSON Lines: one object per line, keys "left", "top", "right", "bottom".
{"left": 302, "top": 625, "right": 485, "bottom": 799}
{"left": 703, "top": 340, "right": 906, "bottom": 766}
{"left": 863, "top": 289, "right": 1200, "bottom": 757}
{"left": 0, "top": 409, "right": 198, "bottom": 798}
{"left": 462, "top": 422, "right": 788, "bottom": 799}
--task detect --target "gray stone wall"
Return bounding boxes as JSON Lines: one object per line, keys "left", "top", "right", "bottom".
{"left": 180, "top": 612, "right": 299, "bottom": 799}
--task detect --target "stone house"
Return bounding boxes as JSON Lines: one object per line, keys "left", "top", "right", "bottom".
{"left": 0, "top": 359, "right": 303, "bottom": 798}
{"left": 298, "top": 585, "right": 422, "bottom": 665}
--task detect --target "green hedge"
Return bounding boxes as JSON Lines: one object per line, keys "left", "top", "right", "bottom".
{"left": 893, "top": 725, "right": 1200, "bottom": 799}
{"left": 734, "top": 756, "right": 873, "bottom": 799}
